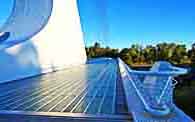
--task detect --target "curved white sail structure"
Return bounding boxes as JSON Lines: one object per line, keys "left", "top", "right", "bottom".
{"left": 0, "top": 0, "right": 53, "bottom": 46}
{"left": 0, "top": 0, "right": 87, "bottom": 83}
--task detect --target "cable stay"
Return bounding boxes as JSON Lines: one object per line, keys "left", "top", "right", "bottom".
{"left": 89, "top": 0, "right": 110, "bottom": 47}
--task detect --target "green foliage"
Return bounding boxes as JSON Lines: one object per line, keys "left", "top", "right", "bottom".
{"left": 188, "top": 44, "right": 195, "bottom": 66}
{"left": 86, "top": 42, "right": 119, "bottom": 59}
{"left": 86, "top": 41, "right": 195, "bottom": 66}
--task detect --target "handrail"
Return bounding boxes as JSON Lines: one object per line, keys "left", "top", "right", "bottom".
{"left": 118, "top": 59, "right": 190, "bottom": 117}
{"left": 118, "top": 58, "right": 171, "bottom": 117}
{"left": 126, "top": 67, "right": 187, "bottom": 76}
{"left": 125, "top": 64, "right": 171, "bottom": 116}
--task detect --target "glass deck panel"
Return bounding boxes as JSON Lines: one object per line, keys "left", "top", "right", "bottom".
{"left": 0, "top": 58, "right": 129, "bottom": 115}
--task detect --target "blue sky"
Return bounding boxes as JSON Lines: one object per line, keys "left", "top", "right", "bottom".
{"left": 78, "top": 0, "right": 195, "bottom": 49}
{"left": 0, "top": 0, "right": 195, "bottom": 49}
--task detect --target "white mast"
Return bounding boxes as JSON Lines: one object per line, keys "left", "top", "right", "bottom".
{"left": 0, "top": 0, "right": 86, "bottom": 83}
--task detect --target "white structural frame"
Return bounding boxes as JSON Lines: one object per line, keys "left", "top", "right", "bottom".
{"left": 0, "top": 0, "right": 87, "bottom": 83}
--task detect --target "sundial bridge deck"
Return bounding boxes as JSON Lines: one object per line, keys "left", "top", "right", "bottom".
{"left": 0, "top": 58, "right": 132, "bottom": 122}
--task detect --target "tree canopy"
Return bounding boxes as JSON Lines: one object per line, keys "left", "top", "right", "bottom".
{"left": 86, "top": 42, "right": 194, "bottom": 66}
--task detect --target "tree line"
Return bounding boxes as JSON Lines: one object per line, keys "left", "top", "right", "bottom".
{"left": 86, "top": 42, "right": 195, "bottom": 66}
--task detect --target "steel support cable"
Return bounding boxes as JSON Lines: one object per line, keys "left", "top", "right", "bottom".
{"left": 93, "top": 0, "right": 109, "bottom": 47}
